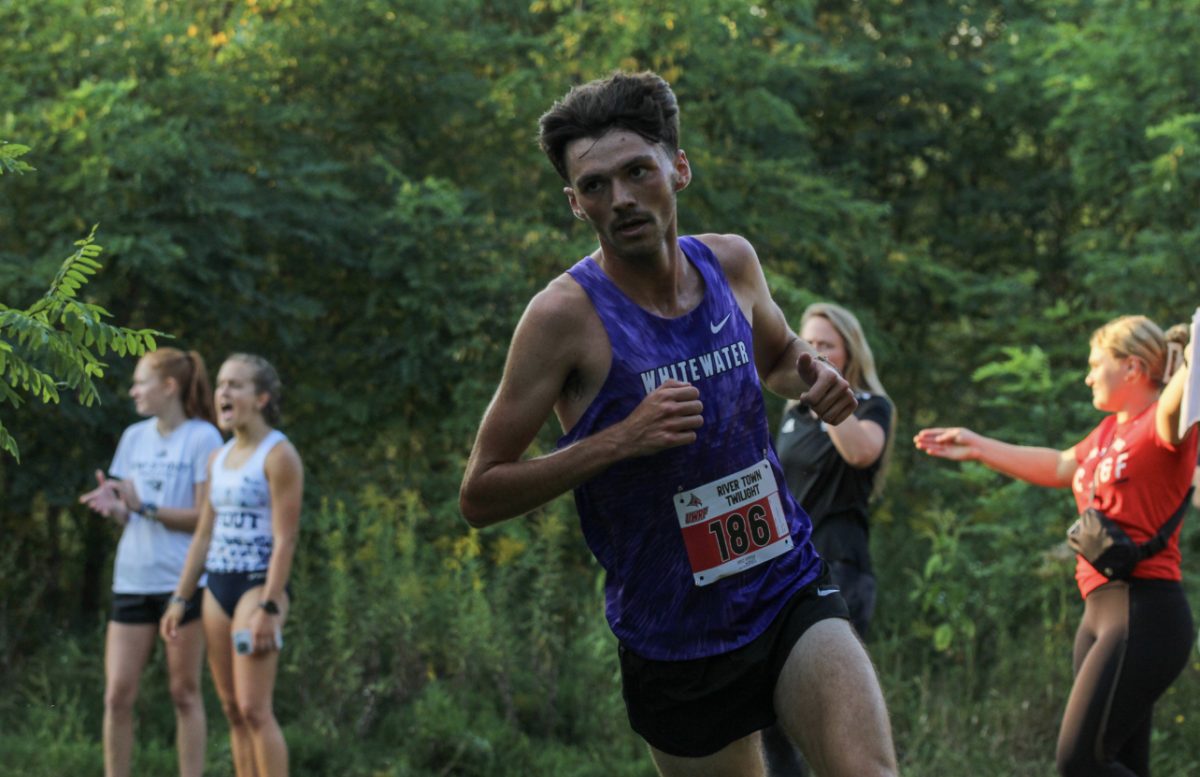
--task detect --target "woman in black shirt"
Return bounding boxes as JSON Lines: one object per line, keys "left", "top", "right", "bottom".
{"left": 775, "top": 303, "right": 894, "bottom": 638}
{"left": 764, "top": 303, "right": 895, "bottom": 775}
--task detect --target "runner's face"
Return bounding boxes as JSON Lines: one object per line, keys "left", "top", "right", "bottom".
{"left": 1085, "top": 345, "right": 1135, "bottom": 413}
{"left": 214, "top": 359, "right": 267, "bottom": 432}
{"left": 563, "top": 130, "right": 688, "bottom": 259}
{"left": 129, "top": 358, "right": 174, "bottom": 418}
{"left": 801, "top": 315, "right": 848, "bottom": 374}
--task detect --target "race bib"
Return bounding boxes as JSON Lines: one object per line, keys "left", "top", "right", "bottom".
{"left": 674, "top": 459, "right": 793, "bottom": 586}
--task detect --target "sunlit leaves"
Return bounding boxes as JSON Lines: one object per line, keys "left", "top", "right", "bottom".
{"left": 0, "top": 221, "right": 163, "bottom": 461}
{"left": 0, "top": 142, "right": 35, "bottom": 175}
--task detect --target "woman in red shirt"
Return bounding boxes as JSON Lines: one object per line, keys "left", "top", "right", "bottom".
{"left": 915, "top": 315, "right": 1197, "bottom": 777}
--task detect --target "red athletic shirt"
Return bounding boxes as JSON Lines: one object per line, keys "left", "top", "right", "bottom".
{"left": 1071, "top": 401, "right": 1199, "bottom": 597}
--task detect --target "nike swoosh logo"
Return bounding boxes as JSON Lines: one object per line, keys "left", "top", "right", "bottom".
{"left": 710, "top": 314, "right": 732, "bottom": 334}
{"left": 817, "top": 585, "right": 840, "bottom": 597}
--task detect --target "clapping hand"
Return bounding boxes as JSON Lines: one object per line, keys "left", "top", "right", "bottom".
{"left": 79, "top": 470, "right": 129, "bottom": 525}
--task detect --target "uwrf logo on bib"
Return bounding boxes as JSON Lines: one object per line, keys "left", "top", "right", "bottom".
{"left": 674, "top": 459, "right": 793, "bottom": 586}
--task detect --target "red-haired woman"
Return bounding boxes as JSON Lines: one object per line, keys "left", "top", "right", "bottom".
{"left": 80, "top": 348, "right": 223, "bottom": 777}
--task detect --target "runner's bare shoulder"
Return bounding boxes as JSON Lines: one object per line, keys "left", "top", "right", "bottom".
{"left": 690, "top": 233, "right": 760, "bottom": 281}
{"left": 513, "top": 272, "right": 606, "bottom": 373}
{"left": 690, "top": 233, "right": 766, "bottom": 315}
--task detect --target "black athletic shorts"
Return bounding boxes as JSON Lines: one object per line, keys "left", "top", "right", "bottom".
{"left": 110, "top": 590, "right": 203, "bottom": 626}
{"left": 618, "top": 561, "right": 850, "bottom": 758}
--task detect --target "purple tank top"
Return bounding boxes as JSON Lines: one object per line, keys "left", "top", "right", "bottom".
{"left": 559, "top": 236, "right": 821, "bottom": 660}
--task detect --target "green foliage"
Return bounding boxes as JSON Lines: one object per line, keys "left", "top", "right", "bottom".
{"left": 1, "top": 210, "right": 161, "bottom": 461}
{"left": 7, "top": 78, "right": 166, "bottom": 464}
{"left": 0, "top": 141, "right": 35, "bottom": 175}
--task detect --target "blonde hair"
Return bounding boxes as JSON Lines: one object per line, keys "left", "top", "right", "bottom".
{"left": 1090, "top": 315, "right": 1167, "bottom": 386}
{"left": 795, "top": 302, "right": 895, "bottom": 499}
{"left": 802, "top": 303, "right": 886, "bottom": 397}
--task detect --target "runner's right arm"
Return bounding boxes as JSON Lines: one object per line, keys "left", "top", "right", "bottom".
{"left": 460, "top": 278, "right": 704, "bottom": 528}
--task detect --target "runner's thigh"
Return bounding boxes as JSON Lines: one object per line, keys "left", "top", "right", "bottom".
{"left": 774, "top": 618, "right": 895, "bottom": 777}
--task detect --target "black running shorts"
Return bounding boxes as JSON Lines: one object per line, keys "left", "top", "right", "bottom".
{"left": 110, "top": 590, "right": 203, "bottom": 626}
{"left": 618, "top": 562, "right": 850, "bottom": 758}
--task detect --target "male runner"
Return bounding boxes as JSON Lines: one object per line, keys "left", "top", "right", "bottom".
{"left": 460, "top": 71, "right": 898, "bottom": 777}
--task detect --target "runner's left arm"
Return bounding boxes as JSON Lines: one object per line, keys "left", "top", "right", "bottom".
{"left": 701, "top": 233, "right": 856, "bottom": 424}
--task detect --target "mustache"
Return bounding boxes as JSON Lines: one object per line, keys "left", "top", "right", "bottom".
{"left": 613, "top": 213, "right": 653, "bottom": 231}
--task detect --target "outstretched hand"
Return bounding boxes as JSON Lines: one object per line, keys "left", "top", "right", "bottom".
{"left": 913, "top": 427, "right": 981, "bottom": 461}
{"left": 797, "top": 352, "right": 856, "bottom": 424}
{"left": 617, "top": 379, "right": 704, "bottom": 457}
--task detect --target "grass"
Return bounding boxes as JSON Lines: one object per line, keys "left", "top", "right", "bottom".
{"left": 4, "top": 503, "right": 1199, "bottom": 776}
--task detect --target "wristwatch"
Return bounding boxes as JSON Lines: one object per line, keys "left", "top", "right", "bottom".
{"left": 142, "top": 502, "right": 159, "bottom": 521}
{"left": 259, "top": 599, "right": 280, "bottom": 615}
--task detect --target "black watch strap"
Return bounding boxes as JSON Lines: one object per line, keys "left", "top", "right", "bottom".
{"left": 259, "top": 599, "right": 280, "bottom": 615}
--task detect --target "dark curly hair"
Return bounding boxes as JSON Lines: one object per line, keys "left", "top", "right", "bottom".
{"left": 538, "top": 71, "right": 680, "bottom": 183}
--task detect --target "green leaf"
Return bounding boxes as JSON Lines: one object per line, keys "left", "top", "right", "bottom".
{"left": 933, "top": 623, "right": 954, "bottom": 653}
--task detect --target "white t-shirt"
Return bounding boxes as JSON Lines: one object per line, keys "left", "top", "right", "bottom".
{"left": 109, "top": 417, "right": 224, "bottom": 593}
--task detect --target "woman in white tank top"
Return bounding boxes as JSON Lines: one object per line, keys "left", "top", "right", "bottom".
{"left": 161, "top": 354, "right": 304, "bottom": 777}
